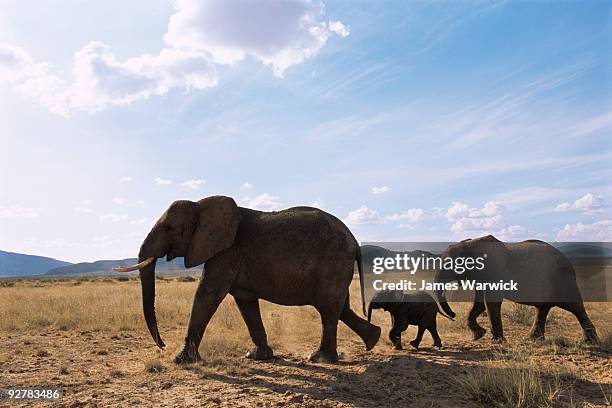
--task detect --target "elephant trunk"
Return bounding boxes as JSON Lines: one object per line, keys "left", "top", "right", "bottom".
{"left": 139, "top": 258, "right": 165, "bottom": 349}
{"left": 138, "top": 228, "right": 168, "bottom": 349}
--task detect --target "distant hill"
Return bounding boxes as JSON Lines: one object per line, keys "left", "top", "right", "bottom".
{"left": 45, "top": 257, "right": 200, "bottom": 277}
{"left": 556, "top": 243, "right": 612, "bottom": 258}
{"left": 0, "top": 250, "right": 72, "bottom": 277}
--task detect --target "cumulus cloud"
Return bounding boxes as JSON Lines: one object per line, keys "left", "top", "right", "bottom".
{"left": 444, "top": 201, "right": 533, "bottom": 240}
{"left": 165, "top": 0, "right": 349, "bottom": 77}
{"left": 242, "top": 181, "right": 254, "bottom": 190}
{"left": 181, "top": 179, "right": 205, "bottom": 189}
{"left": 243, "top": 193, "right": 282, "bottom": 211}
{"left": 555, "top": 193, "right": 605, "bottom": 215}
{"left": 344, "top": 205, "right": 424, "bottom": 227}
{"left": 0, "top": 1, "right": 347, "bottom": 115}
{"left": 0, "top": 206, "right": 40, "bottom": 218}
{"left": 556, "top": 220, "right": 612, "bottom": 241}
{"left": 371, "top": 186, "right": 390, "bottom": 194}
{"left": 0, "top": 43, "right": 68, "bottom": 115}
{"left": 154, "top": 177, "right": 173, "bottom": 185}
{"left": 119, "top": 177, "right": 132, "bottom": 183}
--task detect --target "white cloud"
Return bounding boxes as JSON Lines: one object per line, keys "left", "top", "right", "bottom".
{"left": 385, "top": 208, "right": 424, "bottom": 223}
{"left": 243, "top": 193, "right": 282, "bottom": 211}
{"left": 99, "top": 213, "right": 128, "bottom": 223}
{"left": 328, "top": 20, "right": 350, "bottom": 38}
{"left": 165, "top": 0, "right": 349, "bottom": 77}
{"left": 242, "top": 181, "right": 254, "bottom": 190}
{"left": 344, "top": 205, "right": 383, "bottom": 226}
{"left": 181, "top": 179, "right": 205, "bottom": 190}
{"left": 556, "top": 220, "right": 612, "bottom": 241}
{"left": 371, "top": 186, "right": 390, "bottom": 194}
{"left": 112, "top": 197, "right": 126, "bottom": 205}
{"left": 82, "top": 199, "right": 94, "bottom": 205}
{"left": 344, "top": 205, "right": 424, "bottom": 227}
{"left": 0, "top": 43, "right": 68, "bottom": 115}
{"left": 0, "top": 206, "right": 40, "bottom": 218}
{"left": 75, "top": 207, "right": 94, "bottom": 214}
{"left": 555, "top": 193, "right": 605, "bottom": 214}
{"left": 119, "top": 177, "right": 132, "bottom": 183}
{"left": 154, "top": 177, "right": 173, "bottom": 185}
{"left": 445, "top": 201, "right": 521, "bottom": 238}
{"left": 0, "top": 1, "right": 348, "bottom": 114}
{"left": 446, "top": 201, "right": 503, "bottom": 221}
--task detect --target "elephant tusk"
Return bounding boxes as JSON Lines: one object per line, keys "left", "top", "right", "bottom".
{"left": 113, "top": 257, "right": 155, "bottom": 272}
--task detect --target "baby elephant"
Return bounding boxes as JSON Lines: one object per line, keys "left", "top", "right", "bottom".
{"left": 367, "top": 291, "right": 454, "bottom": 350}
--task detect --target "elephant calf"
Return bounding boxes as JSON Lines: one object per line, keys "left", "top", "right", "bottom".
{"left": 368, "top": 291, "right": 454, "bottom": 350}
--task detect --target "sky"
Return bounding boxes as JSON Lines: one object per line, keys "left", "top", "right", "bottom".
{"left": 0, "top": 0, "right": 610, "bottom": 263}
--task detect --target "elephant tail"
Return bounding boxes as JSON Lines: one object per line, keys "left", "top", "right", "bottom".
{"left": 356, "top": 246, "right": 366, "bottom": 317}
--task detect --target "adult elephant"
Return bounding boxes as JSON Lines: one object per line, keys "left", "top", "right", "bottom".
{"left": 115, "top": 196, "right": 381, "bottom": 364}
{"left": 434, "top": 235, "right": 598, "bottom": 343}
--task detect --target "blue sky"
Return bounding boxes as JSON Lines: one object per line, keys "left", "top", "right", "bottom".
{"left": 0, "top": 0, "right": 610, "bottom": 262}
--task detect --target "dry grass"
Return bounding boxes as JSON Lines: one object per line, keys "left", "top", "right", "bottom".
{"left": 0, "top": 277, "right": 610, "bottom": 407}
{"left": 458, "top": 361, "right": 560, "bottom": 408}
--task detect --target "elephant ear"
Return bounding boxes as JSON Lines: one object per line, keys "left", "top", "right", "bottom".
{"left": 185, "top": 196, "right": 241, "bottom": 268}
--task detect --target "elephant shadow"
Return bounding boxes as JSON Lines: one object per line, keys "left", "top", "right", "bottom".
{"left": 188, "top": 351, "right": 609, "bottom": 407}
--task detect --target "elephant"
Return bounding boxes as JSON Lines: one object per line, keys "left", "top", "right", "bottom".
{"left": 434, "top": 235, "right": 598, "bottom": 343}
{"left": 367, "top": 291, "right": 454, "bottom": 350}
{"left": 114, "top": 196, "right": 381, "bottom": 364}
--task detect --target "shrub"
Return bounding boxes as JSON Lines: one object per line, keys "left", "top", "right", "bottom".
{"left": 144, "top": 358, "right": 164, "bottom": 373}
{"left": 458, "top": 364, "right": 559, "bottom": 408}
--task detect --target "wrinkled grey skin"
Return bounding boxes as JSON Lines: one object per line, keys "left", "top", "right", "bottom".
{"left": 136, "top": 196, "right": 381, "bottom": 364}
{"left": 435, "top": 235, "right": 598, "bottom": 343}
{"left": 367, "top": 291, "right": 453, "bottom": 350}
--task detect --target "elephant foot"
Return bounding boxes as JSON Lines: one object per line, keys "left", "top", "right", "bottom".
{"left": 307, "top": 349, "right": 338, "bottom": 363}
{"left": 528, "top": 329, "right": 545, "bottom": 341}
{"left": 491, "top": 336, "right": 506, "bottom": 344}
{"left": 174, "top": 347, "right": 202, "bottom": 365}
{"left": 392, "top": 344, "right": 403, "bottom": 351}
{"left": 583, "top": 330, "right": 599, "bottom": 345}
{"left": 245, "top": 345, "right": 274, "bottom": 360}
{"left": 364, "top": 325, "right": 382, "bottom": 351}
{"left": 409, "top": 340, "right": 419, "bottom": 350}
{"left": 471, "top": 327, "right": 486, "bottom": 341}
{"left": 433, "top": 342, "right": 443, "bottom": 348}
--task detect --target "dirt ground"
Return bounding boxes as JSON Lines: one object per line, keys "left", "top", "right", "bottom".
{"left": 0, "top": 277, "right": 610, "bottom": 407}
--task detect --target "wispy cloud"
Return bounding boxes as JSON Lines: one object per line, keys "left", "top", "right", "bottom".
{"left": 181, "top": 179, "right": 205, "bottom": 190}
{"left": 0, "top": 206, "right": 40, "bottom": 218}
{"left": 154, "top": 177, "right": 172, "bottom": 185}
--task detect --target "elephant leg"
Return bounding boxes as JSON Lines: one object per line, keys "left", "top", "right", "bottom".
{"left": 528, "top": 304, "right": 551, "bottom": 340}
{"left": 308, "top": 310, "right": 340, "bottom": 363}
{"left": 174, "top": 269, "right": 234, "bottom": 364}
{"left": 388, "top": 318, "right": 403, "bottom": 350}
{"left": 558, "top": 302, "right": 598, "bottom": 344}
{"left": 410, "top": 326, "right": 425, "bottom": 350}
{"left": 235, "top": 298, "right": 273, "bottom": 360}
{"left": 428, "top": 321, "right": 443, "bottom": 348}
{"left": 485, "top": 299, "right": 505, "bottom": 342}
{"left": 468, "top": 291, "right": 487, "bottom": 341}
{"left": 339, "top": 295, "right": 381, "bottom": 350}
